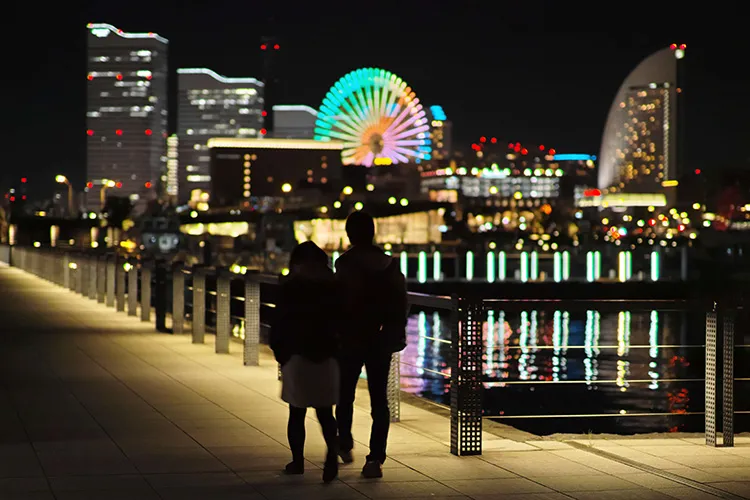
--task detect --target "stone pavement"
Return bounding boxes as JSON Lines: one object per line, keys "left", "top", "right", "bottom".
{"left": 1, "top": 265, "right": 749, "bottom": 499}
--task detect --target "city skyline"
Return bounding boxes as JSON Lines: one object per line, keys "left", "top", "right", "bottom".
{"left": 6, "top": 3, "right": 748, "bottom": 200}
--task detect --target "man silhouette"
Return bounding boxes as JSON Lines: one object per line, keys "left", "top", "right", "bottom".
{"left": 334, "top": 211, "right": 407, "bottom": 478}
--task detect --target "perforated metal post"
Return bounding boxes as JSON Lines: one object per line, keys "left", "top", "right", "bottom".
{"left": 116, "top": 261, "right": 126, "bottom": 312}
{"left": 106, "top": 255, "right": 116, "bottom": 307}
{"left": 450, "top": 296, "right": 484, "bottom": 456}
{"left": 97, "top": 255, "right": 106, "bottom": 303}
{"left": 79, "top": 256, "right": 88, "bottom": 295}
{"left": 192, "top": 267, "right": 206, "bottom": 343}
{"left": 140, "top": 262, "right": 152, "bottom": 322}
{"left": 128, "top": 261, "right": 138, "bottom": 316}
{"left": 215, "top": 270, "right": 231, "bottom": 354}
{"left": 243, "top": 275, "right": 260, "bottom": 366}
{"left": 62, "top": 254, "right": 71, "bottom": 289}
{"left": 89, "top": 256, "right": 98, "bottom": 300}
{"left": 76, "top": 255, "right": 85, "bottom": 295}
{"left": 388, "top": 351, "right": 401, "bottom": 423}
{"left": 723, "top": 313, "right": 735, "bottom": 447}
{"left": 172, "top": 264, "right": 185, "bottom": 334}
{"left": 706, "top": 309, "right": 718, "bottom": 446}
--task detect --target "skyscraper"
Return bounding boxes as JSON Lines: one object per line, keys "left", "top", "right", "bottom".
{"left": 272, "top": 105, "right": 318, "bottom": 139}
{"left": 598, "top": 45, "right": 686, "bottom": 194}
{"left": 86, "top": 23, "right": 168, "bottom": 210}
{"left": 177, "top": 68, "right": 264, "bottom": 204}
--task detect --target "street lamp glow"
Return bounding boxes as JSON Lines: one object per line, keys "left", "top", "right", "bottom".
{"left": 399, "top": 198, "right": 409, "bottom": 207}
{"left": 354, "top": 202, "right": 364, "bottom": 211}
{"left": 55, "top": 175, "right": 68, "bottom": 184}
{"left": 388, "top": 196, "right": 397, "bottom": 205}
{"left": 366, "top": 183, "right": 375, "bottom": 192}
{"left": 281, "top": 183, "right": 292, "bottom": 193}
{"left": 342, "top": 186, "right": 353, "bottom": 195}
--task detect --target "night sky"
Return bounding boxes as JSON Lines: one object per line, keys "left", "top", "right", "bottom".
{"left": 6, "top": 2, "right": 748, "bottom": 200}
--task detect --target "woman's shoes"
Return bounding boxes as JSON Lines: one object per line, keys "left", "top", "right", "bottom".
{"left": 323, "top": 459, "right": 339, "bottom": 483}
{"left": 284, "top": 460, "right": 304, "bottom": 475}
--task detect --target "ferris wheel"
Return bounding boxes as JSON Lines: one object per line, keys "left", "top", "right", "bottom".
{"left": 314, "top": 68, "right": 432, "bottom": 167}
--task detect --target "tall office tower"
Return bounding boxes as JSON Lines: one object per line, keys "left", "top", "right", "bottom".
{"left": 260, "top": 37, "right": 281, "bottom": 135}
{"left": 86, "top": 23, "right": 168, "bottom": 210}
{"left": 272, "top": 105, "right": 317, "bottom": 139}
{"left": 599, "top": 44, "right": 686, "bottom": 194}
{"left": 176, "top": 68, "right": 264, "bottom": 205}
{"left": 427, "top": 105, "right": 452, "bottom": 160}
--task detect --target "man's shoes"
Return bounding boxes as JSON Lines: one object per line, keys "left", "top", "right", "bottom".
{"left": 284, "top": 460, "right": 304, "bottom": 475}
{"left": 339, "top": 449, "right": 354, "bottom": 464}
{"left": 361, "top": 459, "right": 383, "bottom": 478}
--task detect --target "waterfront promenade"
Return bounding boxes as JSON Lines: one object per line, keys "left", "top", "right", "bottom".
{"left": 1, "top": 264, "right": 749, "bottom": 499}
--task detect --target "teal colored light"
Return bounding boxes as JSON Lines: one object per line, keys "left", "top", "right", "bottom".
{"left": 553, "top": 252, "right": 562, "bottom": 283}
{"left": 433, "top": 250, "right": 441, "bottom": 281}
{"left": 465, "top": 251, "right": 474, "bottom": 281}
{"left": 486, "top": 251, "right": 495, "bottom": 283}
{"left": 418, "top": 251, "right": 427, "bottom": 283}
{"left": 520, "top": 252, "right": 529, "bottom": 283}
{"left": 651, "top": 251, "right": 660, "bottom": 281}
{"left": 530, "top": 251, "right": 539, "bottom": 280}
{"left": 562, "top": 251, "right": 570, "bottom": 280}
{"left": 400, "top": 251, "right": 408, "bottom": 277}
{"left": 498, "top": 251, "right": 506, "bottom": 280}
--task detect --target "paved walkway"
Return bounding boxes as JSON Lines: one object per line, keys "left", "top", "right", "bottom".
{"left": 1, "top": 265, "right": 749, "bottom": 499}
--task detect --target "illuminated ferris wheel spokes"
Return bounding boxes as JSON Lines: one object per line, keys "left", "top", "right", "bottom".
{"left": 314, "top": 68, "right": 432, "bottom": 166}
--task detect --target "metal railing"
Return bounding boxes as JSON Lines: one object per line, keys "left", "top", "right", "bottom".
{"left": 2, "top": 243, "right": 744, "bottom": 454}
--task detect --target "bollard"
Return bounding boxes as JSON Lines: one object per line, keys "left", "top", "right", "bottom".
{"left": 97, "top": 255, "right": 106, "bottom": 303}
{"left": 116, "top": 260, "right": 126, "bottom": 312}
{"left": 154, "top": 260, "right": 168, "bottom": 332}
{"left": 705, "top": 306, "right": 735, "bottom": 447}
{"left": 106, "top": 255, "right": 116, "bottom": 307}
{"left": 140, "top": 262, "right": 152, "bottom": 322}
{"left": 387, "top": 351, "right": 401, "bottom": 423}
{"left": 192, "top": 267, "right": 206, "bottom": 344}
{"left": 450, "top": 296, "right": 483, "bottom": 456}
{"left": 89, "top": 256, "right": 98, "bottom": 300}
{"left": 215, "top": 270, "right": 231, "bottom": 354}
{"left": 243, "top": 274, "right": 260, "bottom": 366}
{"left": 172, "top": 263, "right": 185, "bottom": 334}
{"left": 128, "top": 261, "right": 138, "bottom": 316}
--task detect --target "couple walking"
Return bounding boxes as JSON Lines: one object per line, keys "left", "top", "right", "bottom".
{"left": 270, "top": 211, "right": 408, "bottom": 483}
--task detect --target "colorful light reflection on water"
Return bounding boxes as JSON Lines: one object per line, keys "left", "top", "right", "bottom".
{"left": 400, "top": 309, "right": 749, "bottom": 435}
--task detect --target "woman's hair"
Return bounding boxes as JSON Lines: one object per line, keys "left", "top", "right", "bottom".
{"left": 289, "top": 241, "right": 329, "bottom": 271}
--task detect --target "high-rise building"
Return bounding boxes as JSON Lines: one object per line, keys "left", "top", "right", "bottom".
{"left": 177, "top": 68, "right": 264, "bottom": 204}
{"left": 599, "top": 45, "right": 686, "bottom": 194}
{"left": 86, "top": 23, "right": 168, "bottom": 210}
{"left": 272, "top": 105, "right": 317, "bottom": 139}
{"left": 427, "top": 106, "right": 452, "bottom": 160}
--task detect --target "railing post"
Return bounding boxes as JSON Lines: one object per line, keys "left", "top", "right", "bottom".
{"left": 106, "top": 255, "right": 116, "bottom": 308}
{"left": 705, "top": 308, "right": 717, "bottom": 446}
{"left": 116, "top": 259, "right": 126, "bottom": 312}
{"left": 215, "top": 269, "right": 231, "bottom": 354}
{"left": 79, "top": 255, "right": 88, "bottom": 296}
{"left": 192, "top": 267, "right": 206, "bottom": 344}
{"left": 63, "top": 253, "right": 71, "bottom": 289}
{"left": 388, "top": 351, "right": 401, "bottom": 423}
{"left": 450, "top": 295, "right": 483, "bottom": 456}
{"left": 140, "top": 261, "right": 152, "bottom": 322}
{"left": 243, "top": 274, "right": 260, "bottom": 366}
{"left": 154, "top": 260, "right": 168, "bottom": 332}
{"left": 89, "top": 256, "right": 98, "bottom": 300}
{"left": 97, "top": 255, "right": 106, "bottom": 303}
{"left": 127, "top": 260, "right": 138, "bottom": 316}
{"left": 172, "top": 263, "right": 185, "bottom": 334}
{"left": 723, "top": 311, "right": 735, "bottom": 447}
{"left": 705, "top": 304, "right": 734, "bottom": 447}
